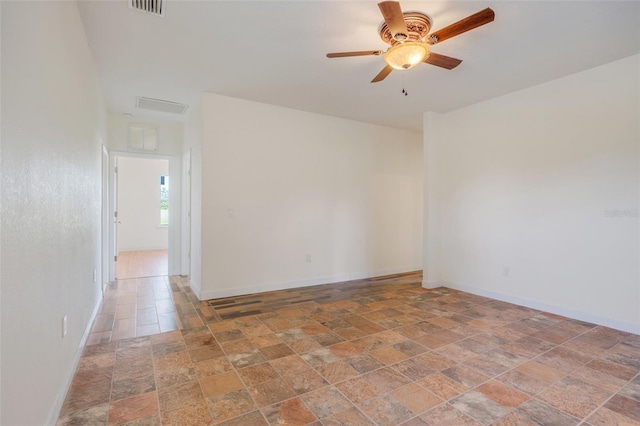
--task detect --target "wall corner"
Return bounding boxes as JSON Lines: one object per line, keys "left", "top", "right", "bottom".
{"left": 423, "top": 111, "right": 443, "bottom": 285}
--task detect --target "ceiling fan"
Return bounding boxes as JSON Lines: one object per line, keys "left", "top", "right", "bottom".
{"left": 326, "top": 1, "right": 495, "bottom": 83}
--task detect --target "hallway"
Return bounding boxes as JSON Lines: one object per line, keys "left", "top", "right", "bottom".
{"left": 87, "top": 275, "right": 200, "bottom": 344}
{"left": 116, "top": 250, "right": 168, "bottom": 280}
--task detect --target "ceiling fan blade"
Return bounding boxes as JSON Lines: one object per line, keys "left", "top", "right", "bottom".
{"left": 378, "top": 1, "right": 408, "bottom": 39}
{"left": 424, "top": 52, "right": 462, "bottom": 70}
{"left": 371, "top": 65, "right": 393, "bottom": 83}
{"left": 326, "top": 50, "right": 383, "bottom": 58}
{"left": 427, "top": 8, "right": 495, "bottom": 45}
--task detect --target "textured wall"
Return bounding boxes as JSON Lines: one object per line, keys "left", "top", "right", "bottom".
{"left": 1, "top": 2, "right": 107, "bottom": 423}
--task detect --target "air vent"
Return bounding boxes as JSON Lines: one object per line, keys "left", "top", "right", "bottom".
{"left": 129, "top": 0, "right": 165, "bottom": 17}
{"left": 136, "top": 97, "right": 189, "bottom": 115}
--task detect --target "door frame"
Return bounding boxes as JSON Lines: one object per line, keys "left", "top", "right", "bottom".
{"left": 109, "top": 151, "right": 181, "bottom": 280}
{"left": 181, "top": 148, "right": 191, "bottom": 276}
{"left": 101, "top": 144, "right": 110, "bottom": 293}
{"left": 109, "top": 156, "right": 118, "bottom": 281}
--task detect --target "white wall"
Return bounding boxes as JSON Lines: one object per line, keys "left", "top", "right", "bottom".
{"left": 0, "top": 2, "right": 107, "bottom": 424}
{"left": 196, "top": 94, "right": 423, "bottom": 299}
{"left": 425, "top": 54, "right": 640, "bottom": 333}
{"left": 117, "top": 157, "right": 169, "bottom": 251}
{"left": 108, "top": 113, "right": 183, "bottom": 156}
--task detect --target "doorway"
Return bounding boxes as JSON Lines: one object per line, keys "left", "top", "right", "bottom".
{"left": 115, "top": 156, "right": 170, "bottom": 279}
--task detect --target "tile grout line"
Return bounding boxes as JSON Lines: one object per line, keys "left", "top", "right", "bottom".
{"left": 214, "top": 323, "right": 279, "bottom": 425}
{"left": 574, "top": 359, "right": 640, "bottom": 426}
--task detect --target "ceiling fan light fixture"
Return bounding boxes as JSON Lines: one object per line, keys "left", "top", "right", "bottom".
{"left": 384, "top": 41, "right": 429, "bottom": 70}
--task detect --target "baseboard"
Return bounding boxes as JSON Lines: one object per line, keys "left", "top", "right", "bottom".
{"left": 189, "top": 276, "right": 202, "bottom": 300}
{"left": 198, "top": 266, "right": 422, "bottom": 301}
{"left": 48, "top": 292, "right": 102, "bottom": 425}
{"left": 422, "top": 279, "right": 447, "bottom": 289}
{"left": 443, "top": 281, "right": 640, "bottom": 335}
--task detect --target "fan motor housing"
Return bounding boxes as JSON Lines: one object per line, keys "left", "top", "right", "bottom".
{"left": 378, "top": 11, "right": 432, "bottom": 45}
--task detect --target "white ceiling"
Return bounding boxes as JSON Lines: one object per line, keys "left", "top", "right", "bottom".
{"left": 78, "top": 1, "right": 640, "bottom": 132}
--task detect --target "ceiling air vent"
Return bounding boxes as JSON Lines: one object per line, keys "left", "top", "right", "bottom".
{"left": 129, "top": 0, "right": 165, "bottom": 17}
{"left": 136, "top": 97, "right": 188, "bottom": 115}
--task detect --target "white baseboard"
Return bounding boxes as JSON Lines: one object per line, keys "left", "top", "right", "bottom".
{"left": 443, "top": 281, "right": 640, "bottom": 335}
{"left": 198, "top": 266, "right": 422, "bottom": 301}
{"left": 189, "top": 276, "right": 202, "bottom": 300}
{"left": 422, "top": 280, "right": 447, "bottom": 289}
{"left": 48, "top": 292, "right": 103, "bottom": 425}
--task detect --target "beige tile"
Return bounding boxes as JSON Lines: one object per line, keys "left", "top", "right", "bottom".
{"left": 587, "top": 406, "right": 640, "bottom": 426}
{"left": 194, "top": 356, "right": 234, "bottom": 378}
{"left": 199, "top": 371, "right": 244, "bottom": 398}
{"left": 157, "top": 380, "right": 204, "bottom": 413}
{"left": 136, "top": 323, "right": 160, "bottom": 337}
{"left": 247, "top": 378, "right": 297, "bottom": 407}
{"left": 112, "top": 318, "right": 137, "bottom": 340}
{"left": 160, "top": 400, "right": 212, "bottom": 426}
{"left": 388, "top": 383, "right": 443, "bottom": 414}
{"left": 154, "top": 350, "right": 192, "bottom": 373}
{"left": 335, "top": 375, "right": 385, "bottom": 404}
{"left": 206, "top": 388, "right": 255, "bottom": 423}
{"left": 476, "top": 380, "right": 530, "bottom": 408}
{"left": 237, "top": 362, "right": 279, "bottom": 386}
{"left": 91, "top": 313, "right": 115, "bottom": 333}
{"left": 215, "top": 410, "right": 268, "bottom": 426}
{"left": 300, "top": 386, "right": 353, "bottom": 420}
{"left": 314, "top": 360, "right": 359, "bottom": 384}
{"left": 116, "top": 303, "right": 137, "bottom": 320}
{"left": 369, "top": 345, "right": 409, "bottom": 364}
{"left": 359, "top": 395, "right": 414, "bottom": 425}
{"left": 516, "top": 361, "right": 566, "bottom": 384}
{"left": 449, "top": 390, "right": 511, "bottom": 424}
{"left": 602, "top": 394, "right": 640, "bottom": 423}
{"left": 537, "top": 377, "right": 611, "bottom": 419}
{"left": 108, "top": 392, "right": 158, "bottom": 426}
{"left": 322, "top": 406, "right": 375, "bottom": 426}
{"left": 420, "top": 404, "right": 483, "bottom": 426}
{"left": 261, "top": 397, "right": 317, "bottom": 425}
{"left": 417, "top": 373, "right": 469, "bottom": 401}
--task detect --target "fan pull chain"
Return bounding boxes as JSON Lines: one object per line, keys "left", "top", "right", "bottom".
{"left": 402, "top": 75, "right": 408, "bottom": 96}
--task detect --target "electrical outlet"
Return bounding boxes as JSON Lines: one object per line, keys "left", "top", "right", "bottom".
{"left": 62, "top": 315, "right": 68, "bottom": 338}
{"left": 503, "top": 267, "right": 510, "bottom": 277}
{"left": 306, "top": 254, "right": 312, "bottom": 263}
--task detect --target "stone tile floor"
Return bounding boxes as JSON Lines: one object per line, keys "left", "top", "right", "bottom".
{"left": 57, "top": 272, "right": 640, "bottom": 425}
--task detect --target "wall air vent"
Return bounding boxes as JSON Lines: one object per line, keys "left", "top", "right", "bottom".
{"left": 129, "top": 0, "right": 165, "bottom": 17}
{"left": 136, "top": 97, "right": 189, "bottom": 115}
